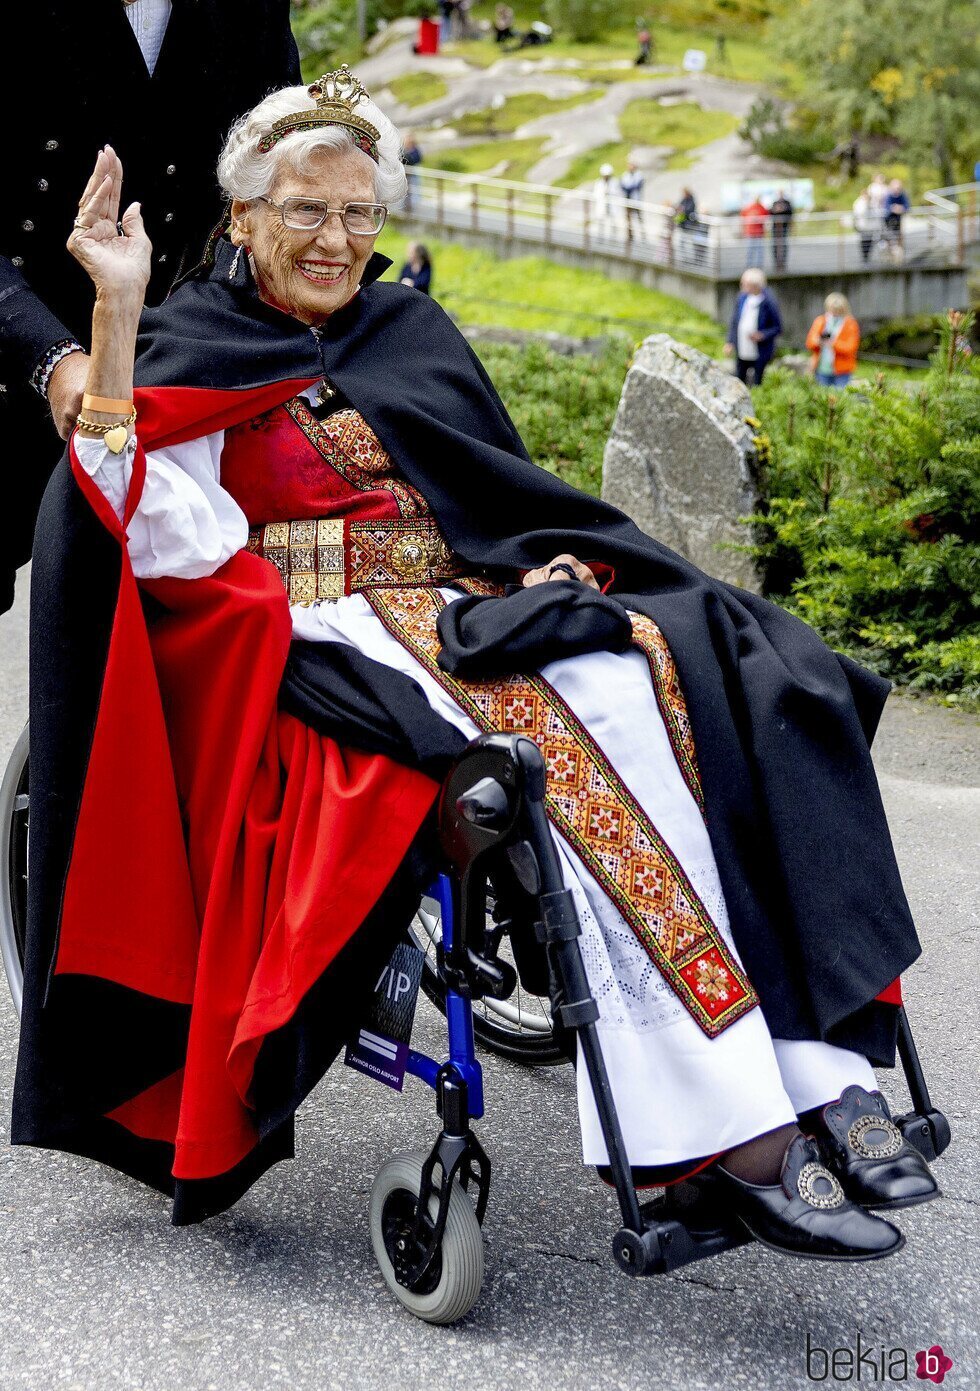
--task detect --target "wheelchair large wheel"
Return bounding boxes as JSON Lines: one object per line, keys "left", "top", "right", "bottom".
{"left": 369, "top": 1150, "right": 484, "bottom": 1325}
{"left": 0, "top": 723, "right": 29, "bottom": 1015}
{"left": 410, "top": 900, "right": 565, "bottom": 1066}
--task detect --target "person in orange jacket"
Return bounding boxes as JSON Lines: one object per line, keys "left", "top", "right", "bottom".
{"left": 806, "top": 292, "right": 860, "bottom": 386}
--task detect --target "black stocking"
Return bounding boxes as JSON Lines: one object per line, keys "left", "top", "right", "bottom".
{"left": 718, "top": 1123, "right": 801, "bottom": 1185}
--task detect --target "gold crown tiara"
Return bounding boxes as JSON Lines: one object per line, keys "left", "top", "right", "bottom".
{"left": 256, "top": 66, "right": 381, "bottom": 162}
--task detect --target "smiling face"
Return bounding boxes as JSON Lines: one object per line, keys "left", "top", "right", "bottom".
{"left": 231, "top": 145, "right": 382, "bottom": 326}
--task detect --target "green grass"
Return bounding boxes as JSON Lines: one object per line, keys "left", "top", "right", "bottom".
{"left": 453, "top": 89, "right": 600, "bottom": 136}
{"left": 553, "top": 99, "right": 739, "bottom": 188}
{"left": 423, "top": 137, "right": 547, "bottom": 182}
{"left": 563, "top": 65, "right": 667, "bottom": 83}
{"left": 443, "top": 11, "right": 793, "bottom": 84}
{"left": 376, "top": 230, "right": 726, "bottom": 352}
{"left": 619, "top": 99, "right": 739, "bottom": 152}
{"left": 385, "top": 72, "right": 449, "bottom": 108}
{"left": 556, "top": 141, "right": 632, "bottom": 188}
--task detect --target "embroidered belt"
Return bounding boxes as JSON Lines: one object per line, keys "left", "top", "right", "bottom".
{"left": 363, "top": 586, "right": 757, "bottom": 1038}
{"left": 246, "top": 516, "right": 465, "bottom": 605}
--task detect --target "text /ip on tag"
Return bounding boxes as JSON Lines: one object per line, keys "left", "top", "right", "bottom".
{"left": 344, "top": 941, "right": 424, "bottom": 1091}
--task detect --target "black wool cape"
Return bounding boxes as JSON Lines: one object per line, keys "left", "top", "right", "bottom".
{"left": 16, "top": 244, "right": 920, "bottom": 1214}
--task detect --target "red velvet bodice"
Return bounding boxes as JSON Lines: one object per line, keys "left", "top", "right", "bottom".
{"left": 220, "top": 397, "right": 428, "bottom": 527}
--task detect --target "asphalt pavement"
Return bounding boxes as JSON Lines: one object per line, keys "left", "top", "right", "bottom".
{"left": 1, "top": 572, "right": 977, "bottom": 1391}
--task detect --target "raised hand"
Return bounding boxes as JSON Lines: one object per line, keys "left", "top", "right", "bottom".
{"left": 67, "top": 146, "right": 152, "bottom": 303}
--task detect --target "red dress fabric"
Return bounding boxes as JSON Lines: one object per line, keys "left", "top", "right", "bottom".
{"left": 58, "top": 387, "right": 440, "bottom": 1182}
{"left": 54, "top": 386, "right": 901, "bottom": 1183}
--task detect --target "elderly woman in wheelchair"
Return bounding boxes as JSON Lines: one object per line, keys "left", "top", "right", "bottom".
{"left": 4, "top": 70, "right": 948, "bottom": 1323}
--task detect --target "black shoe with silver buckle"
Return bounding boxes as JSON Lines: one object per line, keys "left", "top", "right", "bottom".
{"left": 708, "top": 1134, "right": 905, "bottom": 1261}
{"left": 817, "top": 1085, "right": 940, "bottom": 1211}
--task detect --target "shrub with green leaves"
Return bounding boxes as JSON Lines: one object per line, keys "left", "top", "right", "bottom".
{"left": 746, "top": 313, "right": 980, "bottom": 703}
{"left": 544, "top": 0, "right": 623, "bottom": 42}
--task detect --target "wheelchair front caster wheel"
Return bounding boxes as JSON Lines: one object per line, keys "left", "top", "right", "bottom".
{"left": 369, "top": 1151, "right": 484, "bottom": 1324}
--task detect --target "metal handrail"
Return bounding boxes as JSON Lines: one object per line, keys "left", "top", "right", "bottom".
{"left": 398, "top": 166, "right": 975, "bottom": 270}
{"left": 404, "top": 166, "right": 965, "bottom": 229}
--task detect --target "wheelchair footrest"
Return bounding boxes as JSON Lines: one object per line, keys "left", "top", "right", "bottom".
{"left": 612, "top": 1181, "right": 752, "bottom": 1277}
{"left": 894, "top": 1108, "right": 952, "bottom": 1162}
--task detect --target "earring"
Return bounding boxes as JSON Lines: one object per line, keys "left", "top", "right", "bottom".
{"left": 229, "top": 244, "right": 244, "bottom": 280}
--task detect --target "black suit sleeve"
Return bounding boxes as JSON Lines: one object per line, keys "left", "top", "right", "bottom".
{"left": 268, "top": 0, "right": 302, "bottom": 84}
{"left": 0, "top": 255, "right": 77, "bottom": 389}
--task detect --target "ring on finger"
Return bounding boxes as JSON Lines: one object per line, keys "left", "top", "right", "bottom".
{"left": 72, "top": 217, "right": 90, "bottom": 230}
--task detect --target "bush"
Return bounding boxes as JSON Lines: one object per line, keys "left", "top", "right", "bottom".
{"left": 739, "top": 96, "right": 835, "bottom": 164}
{"left": 862, "top": 312, "right": 980, "bottom": 361}
{"left": 290, "top": 0, "right": 419, "bottom": 74}
{"left": 746, "top": 312, "right": 980, "bottom": 703}
{"left": 475, "top": 340, "right": 631, "bottom": 496}
{"left": 738, "top": 95, "right": 785, "bottom": 150}
{"left": 758, "top": 129, "right": 835, "bottom": 164}
{"left": 544, "top": 0, "right": 623, "bottom": 42}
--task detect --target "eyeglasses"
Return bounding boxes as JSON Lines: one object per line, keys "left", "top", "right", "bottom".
{"left": 258, "top": 196, "right": 388, "bottom": 236}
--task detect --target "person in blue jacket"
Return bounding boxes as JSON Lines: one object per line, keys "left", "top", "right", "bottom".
{"left": 723, "top": 268, "right": 783, "bottom": 385}
{"left": 399, "top": 242, "right": 432, "bottom": 294}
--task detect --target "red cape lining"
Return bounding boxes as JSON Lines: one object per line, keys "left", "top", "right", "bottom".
{"left": 61, "top": 385, "right": 438, "bottom": 1181}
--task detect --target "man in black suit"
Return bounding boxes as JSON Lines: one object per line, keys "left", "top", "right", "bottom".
{"left": 0, "top": 0, "right": 300, "bottom": 612}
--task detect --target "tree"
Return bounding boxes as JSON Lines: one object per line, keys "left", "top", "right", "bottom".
{"left": 771, "top": 0, "right": 980, "bottom": 186}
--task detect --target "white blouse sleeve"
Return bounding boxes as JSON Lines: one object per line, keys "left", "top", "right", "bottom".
{"left": 73, "top": 429, "right": 249, "bottom": 580}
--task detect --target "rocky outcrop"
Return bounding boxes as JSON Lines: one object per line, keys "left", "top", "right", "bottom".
{"left": 601, "top": 334, "right": 762, "bottom": 591}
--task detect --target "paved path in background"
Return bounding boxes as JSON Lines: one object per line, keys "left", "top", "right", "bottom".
{"left": 0, "top": 575, "right": 977, "bottom": 1391}
{"left": 363, "top": 36, "right": 787, "bottom": 208}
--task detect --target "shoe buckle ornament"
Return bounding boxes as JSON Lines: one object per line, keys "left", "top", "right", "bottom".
{"left": 797, "top": 1161, "right": 846, "bottom": 1209}
{"left": 847, "top": 1113, "right": 903, "bottom": 1160}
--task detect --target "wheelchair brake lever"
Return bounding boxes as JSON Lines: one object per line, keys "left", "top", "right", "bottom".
{"left": 465, "top": 948, "right": 517, "bottom": 1000}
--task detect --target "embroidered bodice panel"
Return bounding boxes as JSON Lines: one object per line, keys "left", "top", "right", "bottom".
{"left": 219, "top": 399, "right": 428, "bottom": 527}
{"left": 221, "top": 398, "right": 489, "bottom": 604}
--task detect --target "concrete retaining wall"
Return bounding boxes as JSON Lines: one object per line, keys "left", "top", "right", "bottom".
{"left": 395, "top": 220, "right": 967, "bottom": 343}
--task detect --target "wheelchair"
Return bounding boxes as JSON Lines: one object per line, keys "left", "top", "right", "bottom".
{"left": 0, "top": 724, "right": 952, "bottom": 1324}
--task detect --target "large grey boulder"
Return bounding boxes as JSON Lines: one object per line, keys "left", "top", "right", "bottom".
{"left": 601, "top": 334, "right": 763, "bottom": 591}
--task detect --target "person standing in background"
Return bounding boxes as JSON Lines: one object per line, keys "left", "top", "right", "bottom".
{"left": 769, "top": 189, "right": 793, "bottom": 271}
{"left": 620, "top": 158, "right": 645, "bottom": 242}
{"left": 740, "top": 194, "right": 769, "bottom": 269}
{"left": 807, "top": 293, "right": 860, "bottom": 387}
{"left": 723, "top": 268, "right": 782, "bottom": 385}
{"left": 399, "top": 242, "right": 433, "bottom": 294}
{"left": 437, "top": 0, "right": 454, "bottom": 43}
{"left": 868, "top": 173, "right": 889, "bottom": 236}
{"left": 852, "top": 187, "right": 877, "bottom": 263}
{"left": 635, "top": 20, "right": 653, "bottom": 65}
{"left": 401, "top": 131, "right": 423, "bottom": 207}
{"left": 884, "top": 178, "right": 910, "bottom": 260}
{"left": 592, "top": 163, "right": 620, "bottom": 241}
{"left": 0, "top": 0, "right": 300, "bottom": 614}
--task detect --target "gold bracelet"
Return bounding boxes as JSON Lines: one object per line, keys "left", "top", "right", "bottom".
{"left": 76, "top": 408, "right": 137, "bottom": 455}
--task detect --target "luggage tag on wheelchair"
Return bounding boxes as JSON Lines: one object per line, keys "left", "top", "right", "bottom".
{"left": 344, "top": 941, "right": 424, "bottom": 1092}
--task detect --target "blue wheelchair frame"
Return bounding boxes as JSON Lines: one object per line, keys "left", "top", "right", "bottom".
{"left": 405, "top": 873, "right": 484, "bottom": 1121}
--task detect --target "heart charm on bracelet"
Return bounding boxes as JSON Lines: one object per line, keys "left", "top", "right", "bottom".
{"left": 104, "top": 425, "right": 130, "bottom": 455}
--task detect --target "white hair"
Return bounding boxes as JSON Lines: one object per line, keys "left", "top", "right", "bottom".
{"left": 217, "top": 84, "right": 407, "bottom": 206}
{"left": 741, "top": 268, "right": 767, "bottom": 290}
